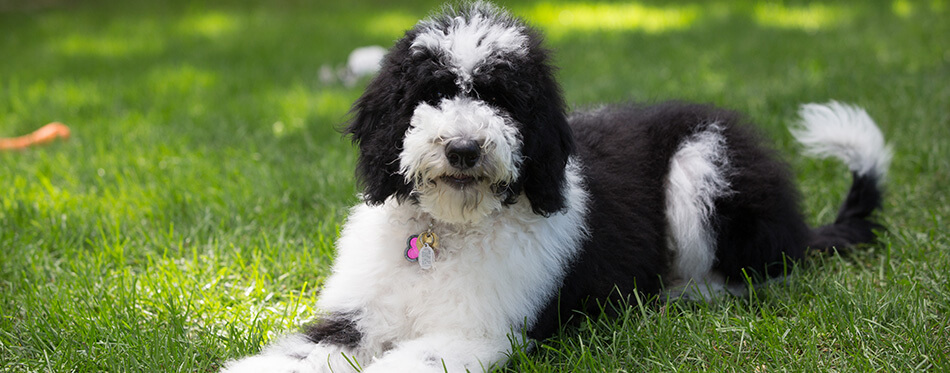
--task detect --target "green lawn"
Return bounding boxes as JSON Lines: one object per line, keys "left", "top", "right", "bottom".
{"left": 1, "top": 0, "right": 948, "bottom": 371}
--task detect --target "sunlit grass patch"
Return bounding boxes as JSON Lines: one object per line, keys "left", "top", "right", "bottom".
{"left": 268, "top": 85, "right": 355, "bottom": 139}
{"left": 528, "top": 2, "right": 701, "bottom": 36}
{"left": 45, "top": 15, "right": 167, "bottom": 58}
{"left": 177, "top": 10, "right": 241, "bottom": 39}
{"left": 752, "top": 2, "right": 853, "bottom": 31}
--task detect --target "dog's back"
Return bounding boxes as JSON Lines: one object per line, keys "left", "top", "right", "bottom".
{"left": 526, "top": 101, "right": 890, "bottom": 340}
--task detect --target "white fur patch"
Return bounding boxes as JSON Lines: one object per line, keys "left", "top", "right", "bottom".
{"left": 664, "top": 124, "right": 734, "bottom": 300}
{"left": 792, "top": 101, "right": 892, "bottom": 179}
{"left": 411, "top": 4, "right": 528, "bottom": 91}
{"left": 400, "top": 97, "right": 523, "bottom": 225}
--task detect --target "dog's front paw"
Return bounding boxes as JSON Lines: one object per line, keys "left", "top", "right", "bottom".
{"left": 362, "top": 351, "right": 489, "bottom": 373}
{"left": 220, "top": 334, "right": 359, "bottom": 373}
{"left": 361, "top": 357, "right": 436, "bottom": 373}
{"left": 220, "top": 354, "right": 311, "bottom": 373}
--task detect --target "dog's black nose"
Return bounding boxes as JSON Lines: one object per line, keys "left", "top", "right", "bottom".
{"left": 446, "top": 140, "right": 481, "bottom": 169}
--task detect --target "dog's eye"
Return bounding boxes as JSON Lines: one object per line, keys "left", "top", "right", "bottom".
{"left": 425, "top": 91, "right": 444, "bottom": 106}
{"left": 426, "top": 86, "right": 455, "bottom": 106}
{"left": 473, "top": 86, "right": 501, "bottom": 106}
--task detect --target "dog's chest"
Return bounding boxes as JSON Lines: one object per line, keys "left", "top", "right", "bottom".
{"left": 320, "top": 201, "right": 583, "bottom": 341}
{"left": 385, "top": 215, "right": 563, "bottom": 332}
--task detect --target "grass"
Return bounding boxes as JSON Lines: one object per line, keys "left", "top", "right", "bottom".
{"left": 1, "top": 0, "right": 947, "bottom": 371}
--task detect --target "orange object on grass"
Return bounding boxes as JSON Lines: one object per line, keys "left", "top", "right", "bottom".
{"left": 0, "top": 122, "right": 71, "bottom": 150}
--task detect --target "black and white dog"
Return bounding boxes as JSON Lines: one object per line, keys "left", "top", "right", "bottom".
{"left": 224, "top": 2, "right": 890, "bottom": 372}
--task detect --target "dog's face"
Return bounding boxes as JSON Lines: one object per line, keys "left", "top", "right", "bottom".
{"left": 345, "top": 2, "right": 574, "bottom": 225}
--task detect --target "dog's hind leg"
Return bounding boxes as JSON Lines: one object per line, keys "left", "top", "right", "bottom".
{"left": 663, "top": 123, "right": 736, "bottom": 300}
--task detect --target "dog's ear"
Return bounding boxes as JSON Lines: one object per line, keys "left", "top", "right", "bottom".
{"left": 344, "top": 39, "right": 415, "bottom": 205}
{"left": 513, "top": 33, "right": 576, "bottom": 216}
{"left": 518, "top": 104, "right": 574, "bottom": 216}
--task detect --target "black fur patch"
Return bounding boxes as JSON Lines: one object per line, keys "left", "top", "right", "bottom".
{"left": 344, "top": 33, "right": 419, "bottom": 205}
{"left": 302, "top": 313, "right": 362, "bottom": 348}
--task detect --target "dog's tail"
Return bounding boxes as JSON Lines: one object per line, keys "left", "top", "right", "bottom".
{"left": 790, "top": 101, "right": 892, "bottom": 252}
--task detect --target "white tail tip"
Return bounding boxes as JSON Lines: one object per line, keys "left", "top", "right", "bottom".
{"left": 791, "top": 101, "right": 892, "bottom": 179}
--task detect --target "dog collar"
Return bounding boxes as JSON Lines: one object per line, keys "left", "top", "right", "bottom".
{"left": 406, "top": 227, "right": 439, "bottom": 270}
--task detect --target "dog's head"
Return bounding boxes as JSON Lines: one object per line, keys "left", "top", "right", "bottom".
{"left": 345, "top": 2, "right": 574, "bottom": 225}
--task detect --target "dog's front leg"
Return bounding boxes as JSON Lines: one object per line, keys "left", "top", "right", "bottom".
{"left": 220, "top": 332, "right": 362, "bottom": 373}
{"left": 361, "top": 334, "right": 513, "bottom": 373}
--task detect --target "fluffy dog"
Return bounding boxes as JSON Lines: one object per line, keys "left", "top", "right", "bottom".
{"left": 223, "top": 2, "right": 891, "bottom": 372}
